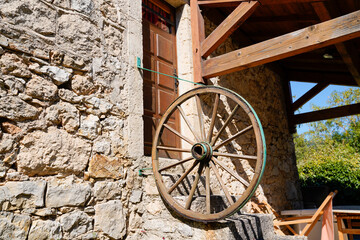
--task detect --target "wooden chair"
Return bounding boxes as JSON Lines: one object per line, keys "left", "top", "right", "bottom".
{"left": 335, "top": 213, "right": 360, "bottom": 240}
{"left": 251, "top": 200, "right": 297, "bottom": 235}
{"left": 273, "top": 191, "right": 338, "bottom": 236}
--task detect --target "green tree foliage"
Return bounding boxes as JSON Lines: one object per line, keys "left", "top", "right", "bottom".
{"left": 295, "top": 88, "right": 360, "bottom": 205}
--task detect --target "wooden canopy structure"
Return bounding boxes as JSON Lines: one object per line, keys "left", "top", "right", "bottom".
{"left": 190, "top": 0, "right": 360, "bottom": 132}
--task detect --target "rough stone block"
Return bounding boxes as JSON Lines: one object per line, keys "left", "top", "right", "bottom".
{"left": 88, "top": 154, "right": 123, "bottom": 179}
{"left": 0, "top": 34, "right": 9, "bottom": 47}
{"left": 0, "top": 134, "right": 15, "bottom": 154}
{"left": 70, "top": 0, "right": 94, "bottom": 14}
{"left": 0, "top": 164, "right": 7, "bottom": 178}
{"left": 3, "top": 75, "right": 26, "bottom": 95}
{"left": 0, "top": 212, "right": 31, "bottom": 240}
{"left": 93, "top": 180, "right": 123, "bottom": 200}
{"left": 34, "top": 208, "right": 56, "bottom": 217}
{"left": 28, "top": 220, "right": 62, "bottom": 240}
{"left": 25, "top": 75, "right": 58, "bottom": 101}
{"left": 0, "top": 53, "right": 31, "bottom": 78}
{"left": 57, "top": 14, "right": 99, "bottom": 54}
{"left": 78, "top": 114, "right": 101, "bottom": 140}
{"left": 46, "top": 178, "right": 92, "bottom": 208}
{"left": 0, "top": 96, "right": 39, "bottom": 121}
{"left": 101, "top": 116, "right": 124, "bottom": 131}
{"left": 40, "top": 66, "right": 72, "bottom": 86}
{"left": 17, "top": 127, "right": 91, "bottom": 176}
{"left": 1, "top": 122, "right": 22, "bottom": 135}
{"left": 71, "top": 75, "right": 95, "bottom": 95}
{"left": 59, "top": 210, "right": 93, "bottom": 238}
{"left": 129, "top": 190, "right": 142, "bottom": 203}
{"left": 93, "top": 138, "right": 111, "bottom": 155}
{"left": 5, "top": 172, "right": 29, "bottom": 181}
{"left": 0, "top": 0, "right": 56, "bottom": 36}
{"left": 0, "top": 181, "right": 46, "bottom": 210}
{"left": 45, "top": 101, "right": 80, "bottom": 133}
{"left": 95, "top": 200, "right": 126, "bottom": 239}
{"left": 58, "top": 88, "right": 83, "bottom": 104}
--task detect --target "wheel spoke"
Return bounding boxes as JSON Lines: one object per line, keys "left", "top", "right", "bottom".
{"left": 207, "top": 93, "right": 220, "bottom": 142}
{"left": 164, "top": 124, "right": 195, "bottom": 145}
{"left": 185, "top": 163, "right": 204, "bottom": 209}
{"left": 157, "top": 146, "right": 191, "bottom": 153}
{"left": 195, "top": 94, "right": 206, "bottom": 141}
{"left": 210, "top": 161, "right": 234, "bottom": 205}
{"left": 205, "top": 164, "right": 211, "bottom": 214}
{"left": 214, "top": 125, "right": 253, "bottom": 150}
{"left": 168, "top": 161, "right": 199, "bottom": 194}
{"left": 177, "top": 105, "right": 201, "bottom": 142}
{"left": 211, "top": 105, "right": 239, "bottom": 146}
{"left": 212, "top": 157, "right": 249, "bottom": 187}
{"left": 213, "top": 151, "right": 257, "bottom": 160}
{"left": 159, "top": 157, "right": 194, "bottom": 172}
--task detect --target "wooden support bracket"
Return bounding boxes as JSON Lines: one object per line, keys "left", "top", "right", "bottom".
{"left": 201, "top": 1, "right": 259, "bottom": 58}
{"left": 292, "top": 82, "right": 329, "bottom": 111}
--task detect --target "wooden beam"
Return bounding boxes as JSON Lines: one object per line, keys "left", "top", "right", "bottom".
{"left": 293, "top": 103, "right": 360, "bottom": 124}
{"left": 201, "top": 1, "right": 259, "bottom": 58}
{"left": 249, "top": 14, "right": 316, "bottom": 23}
{"left": 202, "top": 10, "right": 360, "bottom": 78}
{"left": 198, "top": 0, "right": 245, "bottom": 8}
{"left": 258, "top": 0, "right": 326, "bottom": 5}
{"left": 287, "top": 70, "right": 358, "bottom": 86}
{"left": 292, "top": 82, "right": 329, "bottom": 111}
{"left": 312, "top": 2, "right": 360, "bottom": 86}
{"left": 283, "top": 61, "right": 349, "bottom": 73}
{"left": 191, "top": 0, "right": 205, "bottom": 84}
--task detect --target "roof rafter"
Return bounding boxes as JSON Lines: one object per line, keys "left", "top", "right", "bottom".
{"left": 312, "top": 2, "right": 360, "bottom": 86}
{"left": 258, "top": 0, "right": 327, "bottom": 5}
{"left": 294, "top": 103, "right": 360, "bottom": 124}
{"left": 287, "top": 70, "right": 358, "bottom": 86}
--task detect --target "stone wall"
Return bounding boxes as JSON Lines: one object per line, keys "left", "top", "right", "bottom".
{"left": 0, "top": 0, "right": 144, "bottom": 239}
{"left": 0, "top": 0, "right": 302, "bottom": 239}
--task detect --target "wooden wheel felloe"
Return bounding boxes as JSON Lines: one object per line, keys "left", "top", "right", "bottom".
{"left": 152, "top": 86, "right": 266, "bottom": 222}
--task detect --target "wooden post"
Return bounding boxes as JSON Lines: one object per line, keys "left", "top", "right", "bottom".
{"left": 191, "top": 0, "right": 205, "bottom": 84}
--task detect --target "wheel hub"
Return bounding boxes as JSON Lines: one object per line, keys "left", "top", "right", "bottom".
{"left": 191, "top": 142, "right": 213, "bottom": 161}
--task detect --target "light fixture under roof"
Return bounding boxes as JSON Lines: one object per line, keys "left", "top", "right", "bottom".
{"left": 323, "top": 53, "right": 334, "bottom": 59}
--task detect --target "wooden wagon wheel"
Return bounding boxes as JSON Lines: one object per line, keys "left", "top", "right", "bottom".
{"left": 152, "top": 86, "right": 266, "bottom": 222}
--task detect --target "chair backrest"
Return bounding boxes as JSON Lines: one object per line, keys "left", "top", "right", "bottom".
{"left": 301, "top": 190, "right": 338, "bottom": 236}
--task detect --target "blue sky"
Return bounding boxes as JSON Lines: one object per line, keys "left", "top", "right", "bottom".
{"left": 290, "top": 82, "right": 355, "bottom": 134}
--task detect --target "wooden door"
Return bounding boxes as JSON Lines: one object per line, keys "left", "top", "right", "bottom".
{"left": 142, "top": 0, "right": 180, "bottom": 158}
